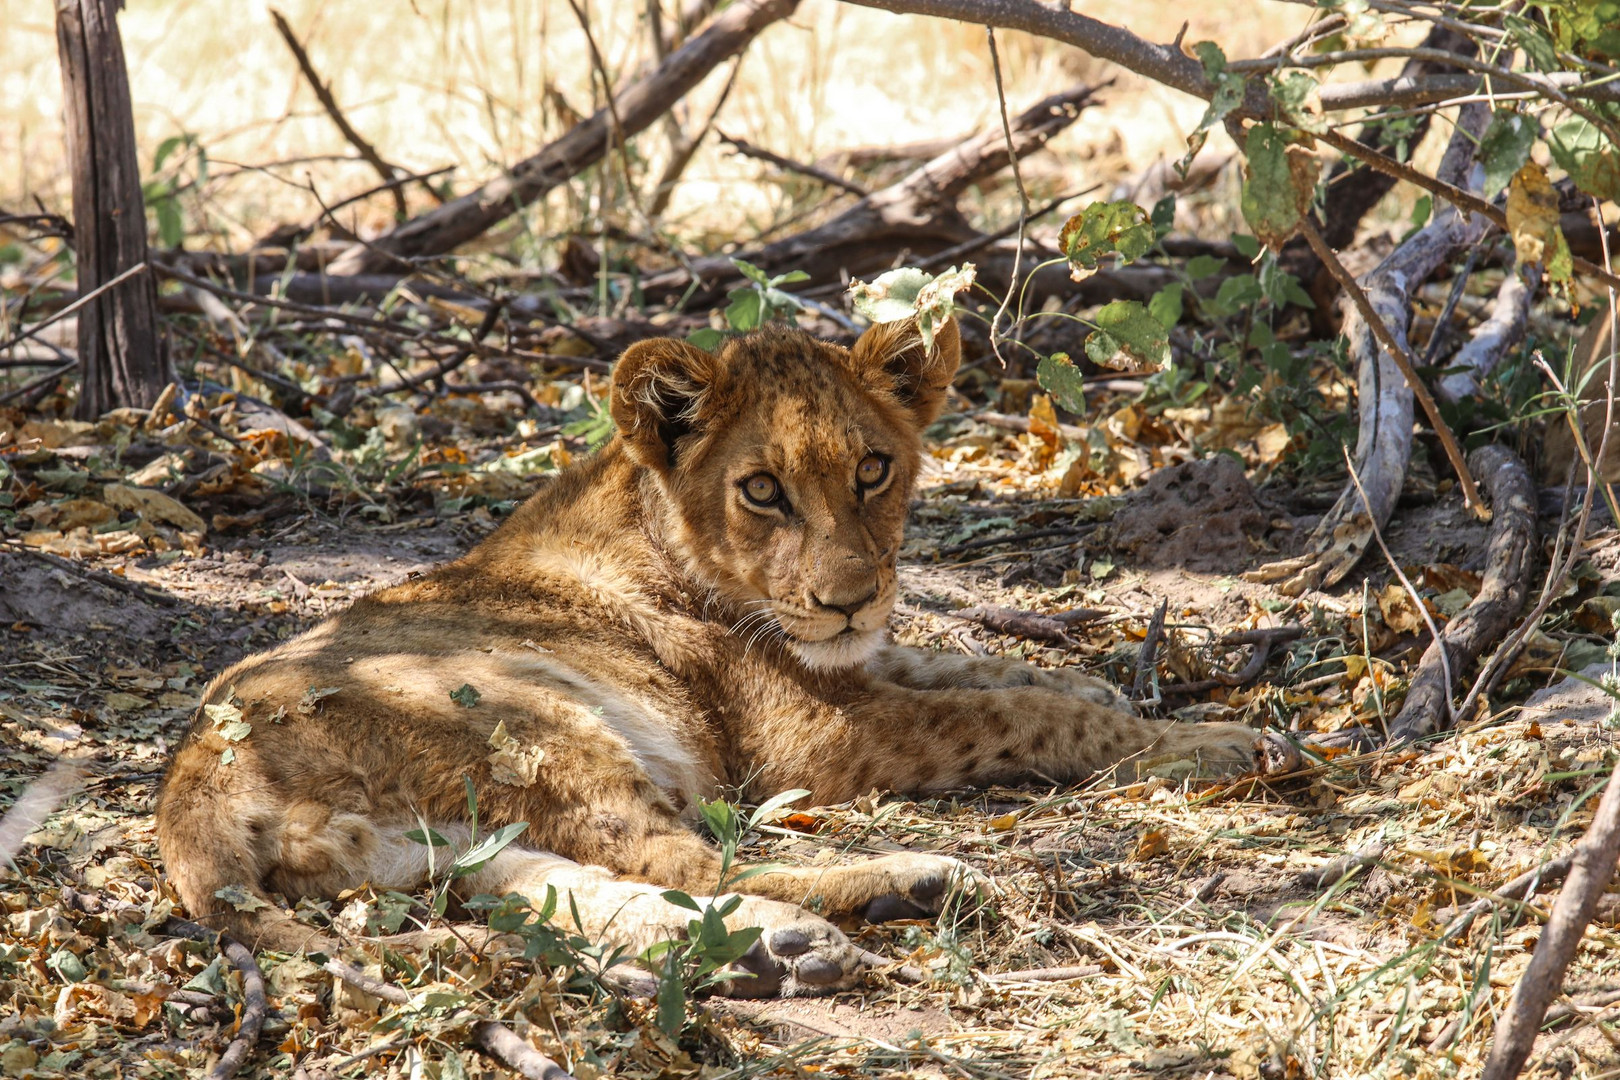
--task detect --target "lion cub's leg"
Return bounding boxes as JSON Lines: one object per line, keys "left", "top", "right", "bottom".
{"left": 869, "top": 644, "right": 1133, "bottom": 712}
{"left": 456, "top": 841, "right": 869, "bottom": 997}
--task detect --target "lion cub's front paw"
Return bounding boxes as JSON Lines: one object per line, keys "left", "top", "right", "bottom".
{"left": 1134, "top": 722, "right": 1260, "bottom": 779}
{"left": 718, "top": 899, "right": 867, "bottom": 998}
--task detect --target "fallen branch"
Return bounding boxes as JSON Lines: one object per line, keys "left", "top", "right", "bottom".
{"left": 1302, "top": 214, "right": 1482, "bottom": 517}
{"left": 1160, "top": 626, "right": 1306, "bottom": 696}
{"left": 1386, "top": 445, "right": 1536, "bottom": 745}
{"left": 644, "top": 82, "right": 1100, "bottom": 297}
{"left": 1483, "top": 758, "right": 1620, "bottom": 1080}
{"left": 1435, "top": 265, "right": 1539, "bottom": 404}
{"left": 938, "top": 526, "right": 1091, "bottom": 557}
{"left": 163, "top": 919, "right": 269, "bottom": 1080}
{"left": 985, "top": 964, "right": 1103, "bottom": 983}
{"left": 950, "top": 604, "right": 1084, "bottom": 645}
{"left": 328, "top": 0, "right": 798, "bottom": 273}
{"left": 1132, "top": 598, "right": 1168, "bottom": 700}
{"left": 1247, "top": 108, "right": 1489, "bottom": 595}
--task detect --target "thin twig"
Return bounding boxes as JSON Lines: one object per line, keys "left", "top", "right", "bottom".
{"left": 717, "top": 130, "right": 869, "bottom": 196}
{"left": 0, "top": 261, "right": 149, "bottom": 356}
{"left": 2, "top": 540, "right": 179, "bottom": 607}
{"left": 269, "top": 9, "right": 408, "bottom": 216}
{"left": 1300, "top": 214, "right": 1483, "bottom": 517}
{"left": 983, "top": 26, "right": 1031, "bottom": 366}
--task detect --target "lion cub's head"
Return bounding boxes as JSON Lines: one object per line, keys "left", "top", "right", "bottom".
{"left": 609, "top": 319, "right": 960, "bottom": 671}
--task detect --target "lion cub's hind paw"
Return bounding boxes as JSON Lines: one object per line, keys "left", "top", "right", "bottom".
{"left": 856, "top": 853, "right": 987, "bottom": 923}
{"left": 1133, "top": 722, "right": 1261, "bottom": 780}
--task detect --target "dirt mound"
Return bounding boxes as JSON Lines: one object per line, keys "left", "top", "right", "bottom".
{"left": 1107, "top": 455, "right": 1274, "bottom": 572}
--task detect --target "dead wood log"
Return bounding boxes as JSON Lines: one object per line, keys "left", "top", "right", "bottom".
{"left": 1386, "top": 445, "right": 1535, "bottom": 745}
{"left": 643, "top": 82, "right": 1099, "bottom": 301}
{"left": 1483, "top": 756, "right": 1620, "bottom": 1080}
{"left": 1246, "top": 105, "right": 1491, "bottom": 596}
{"left": 326, "top": 0, "right": 798, "bottom": 275}
{"left": 1435, "top": 265, "right": 1540, "bottom": 404}
{"left": 54, "top": 0, "right": 168, "bottom": 417}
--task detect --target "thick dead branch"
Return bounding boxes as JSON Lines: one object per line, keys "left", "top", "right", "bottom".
{"left": 645, "top": 83, "right": 1098, "bottom": 298}
{"left": 1484, "top": 759, "right": 1620, "bottom": 1080}
{"left": 1247, "top": 109, "right": 1490, "bottom": 596}
{"left": 1386, "top": 446, "right": 1535, "bottom": 745}
{"left": 269, "top": 9, "right": 408, "bottom": 217}
{"left": 1436, "top": 266, "right": 1540, "bottom": 403}
{"left": 328, "top": 0, "right": 796, "bottom": 274}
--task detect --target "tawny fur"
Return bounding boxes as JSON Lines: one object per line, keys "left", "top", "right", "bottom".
{"left": 154, "top": 318, "right": 1259, "bottom": 996}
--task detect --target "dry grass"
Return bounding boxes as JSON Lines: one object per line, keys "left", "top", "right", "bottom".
{"left": 0, "top": 0, "right": 1318, "bottom": 249}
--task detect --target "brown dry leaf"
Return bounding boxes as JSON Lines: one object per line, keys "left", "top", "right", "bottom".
{"left": 487, "top": 719, "right": 544, "bottom": 787}
{"left": 987, "top": 813, "right": 1019, "bottom": 831}
{"left": 22, "top": 498, "right": 117, "bottom": 531}
{"left": 1506, "top": 162, "right": 1570, "bottom": 276}
{"left": 101, "top": 483, "right": 207, "bottom": 536}
{"left": 1133, "top": 828, "right": 1169, "bottom": 860}
{"left": 1376, "top": 583, "right": 1426, "bottom": 635}
{"left": 1253, "top": 423, "right": 1295, "bottom": 466}
{"left": 1027, "top": 394, "right": 1061, "bottom": 451}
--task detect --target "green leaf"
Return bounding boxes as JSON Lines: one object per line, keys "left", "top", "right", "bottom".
{"left": 1231, "top": 233, "right": 1262, "bottom": 260}
{"left": 1241, "top": 123, "right": 1319, "bottom": 251}
{"left": 449, "top": 683, "right": 481, "bottom": 708}
{"left": 1059, "top": 201, "right": 1156, "bottom": 276}
{"left": 155, "top": 197, "right": 183, "bottom": 248}
{"left": 698, "top": 797, "right": 740, "bottom": 848}
{"left": 1182, "top": 42, "right": 1245, "bottom": 168}
{"left": 731, "top": 258, "right": 771, "bottom": 287}
{"left": 655, "top": 954, "right": 686, "bottom": 1036}
{"left": 1036, "top": 353, "right": 1087, "bottom": 415}
{"left": 686, "top": 328, "right": 725, "bottom": 351}
{"left": 1150, "top": 195, "right": 1176, "bottom": 238}
{"left": 661, "top": 890, "right": 702, "bottom": 912}
{"left": 1148, "top": 283, "right": 1185, "bottom": 329}
{"left": 724, "top": 286, "right": 764, "bottom": 332}
{"left": 1185, "top": 254, "right": 1225, "bottom": 281}
{"left": 152, "top": 134, "right": 190, "bottom": 173}
{"left": 1204, "top": 274, "right": 1264, "bottom": 318}
{"left": 1409, "top": 194, "right": 1432, "bottom": 228}
{"left": 1268, "top": 70, "right": 1322, "bottom": 132}
{"left": 1549, "top": 115, "right": 1620, "bottom": 202}
{"left": 452, "top": 821, "right": 528, "bottom": 876}
{"left": 1479, "top": 109, "right": 1539, "bottom": 198}
{"left": 847, "top": 264, "right": 975, "bottom": 350}
{"left": 1085, "top": 301, "right": 1170, "bottom": 370}
{"left": 769, "top": 269, "right": 811, "bottom": 286}
{"left": 1504, "top": 11, "right": 1561, "bottom": 71}
{"left": 405, "top": 828, "right": 452, "bottom": 847}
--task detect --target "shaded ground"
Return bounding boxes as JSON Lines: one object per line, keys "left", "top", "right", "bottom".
{"left": 5, "top": 419, "right": 1620, "bottom": 1077}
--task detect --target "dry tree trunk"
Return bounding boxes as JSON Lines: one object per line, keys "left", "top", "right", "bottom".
{"left": 326, "top": 0, "right": 798, "bottom": 275}
{"left": 1247, "top": 104, "right": 1492, "bottom": 595}
{"left": 54, "top": 0, "right": 167, "bottom": 417}
{"left": 642, "top": 83, "right": 1100, "bottom": 302}
{"left": 1386, "top": 444, "right": 1536, "bottom": 744}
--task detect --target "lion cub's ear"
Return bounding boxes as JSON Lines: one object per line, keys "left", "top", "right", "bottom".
{"left": 846, "top": 317, "right": 961, "bottom": 427}
{"left": 610, "top": 337, "right": 721, "bottom": 471}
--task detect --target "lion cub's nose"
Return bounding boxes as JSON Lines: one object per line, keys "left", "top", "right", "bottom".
{"left": 811, "top": 588, "right": 877, "bottom": 617}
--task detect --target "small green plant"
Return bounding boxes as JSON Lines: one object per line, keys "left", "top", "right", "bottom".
{"left": 640, "top": 788, "right": 809, "bottom": 1036}
{"left": 143, "top": 133, "right": 207, "bottom": 248}
{"left": 688, "top": 258, "right": 808, "bottom": 350}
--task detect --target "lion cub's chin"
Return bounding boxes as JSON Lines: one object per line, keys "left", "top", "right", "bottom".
{"left": 790, "top": 629, "right": 887, "bottom": 672}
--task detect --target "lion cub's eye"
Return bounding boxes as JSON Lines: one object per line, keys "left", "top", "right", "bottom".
{"left": 856, "top": 454, "right": 889, "bottom": 490}
{"left": 741, "top": 473, "right": 781, "bottom": 507}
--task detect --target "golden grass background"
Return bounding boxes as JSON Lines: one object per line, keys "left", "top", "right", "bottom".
{"left": 1, "top": 0, "right": 1312, "bottom": 248}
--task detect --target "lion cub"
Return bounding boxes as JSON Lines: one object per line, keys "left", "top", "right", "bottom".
{"left": 156, "top": 317, "right": 1259, "bottom": 996}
